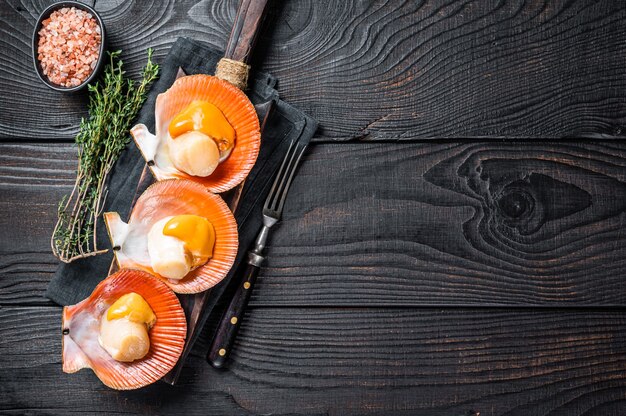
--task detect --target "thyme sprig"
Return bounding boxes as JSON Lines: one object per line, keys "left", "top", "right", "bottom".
{"left": 52, "top": 49, "right": 159, "bottom": 263}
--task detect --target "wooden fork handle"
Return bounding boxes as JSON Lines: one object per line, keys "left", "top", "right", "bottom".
{"left": 208, "top": 262, "right": 260, "bottom": 368}
{"left": 224, "top": 0, "right": 272, "bottom": 64}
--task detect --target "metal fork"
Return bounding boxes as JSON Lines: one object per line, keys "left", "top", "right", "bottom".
{"left": 208, "top": 138, "right": 308, "bottom": 368}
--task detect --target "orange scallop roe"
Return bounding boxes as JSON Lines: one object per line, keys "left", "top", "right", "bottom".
{"left": 37, "top": 7, "right": 101, "bottom": 87}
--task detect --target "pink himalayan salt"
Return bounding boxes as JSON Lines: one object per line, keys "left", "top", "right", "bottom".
{"left": 37, "top": 6, "right": 101, "bottom": 88}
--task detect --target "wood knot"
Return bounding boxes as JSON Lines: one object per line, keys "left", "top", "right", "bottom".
{"left": 497, "top": 188, "right": 534, "bottom": 219}
{"left": 495, "top": 181, "right": 544, "bottom": 235}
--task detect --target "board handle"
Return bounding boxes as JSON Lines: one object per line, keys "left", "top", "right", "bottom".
{"left": 224, "top": 0, "right": 272, "bottom": 64}
{"left": 208, "top": 262, "right": 260, "bottom": 368}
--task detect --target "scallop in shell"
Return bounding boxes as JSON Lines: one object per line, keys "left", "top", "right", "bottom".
{"left": 62, "top": 269, "right": 187, "bottom": 390}
{"left": 131, "top": 74, "right": 261, "bottom": 193}
{"left": 104, "top": 179, "right": 238, "bottom": 294}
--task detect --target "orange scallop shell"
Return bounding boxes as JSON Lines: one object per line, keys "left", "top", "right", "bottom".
{"left": 104, "top": 179, "right": 238, "bottom": 294}
{"left": 133, "top": 74, "right": 261, "bottom": 193}
{"left": 62, "top": 269, "right": 187, "bottom": 390}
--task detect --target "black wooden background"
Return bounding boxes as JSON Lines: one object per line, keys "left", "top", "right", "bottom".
{"left": 1, "top": 0, "right": 626, "bottom": 415}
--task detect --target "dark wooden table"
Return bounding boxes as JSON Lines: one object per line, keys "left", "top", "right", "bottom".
{"left": 2, "top": 0, "right": 626, "bottom": 414}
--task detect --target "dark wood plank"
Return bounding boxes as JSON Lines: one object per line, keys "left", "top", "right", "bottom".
{"left": 0, "top": 143, "right": 74, "bottom": 306}
{"left": 264, "top": 0, "right": 626, "bottom": 141}
{"left": 2, "top": 0, "right": 625, "bottom": 141}
{"left": 263, "top": 140, "right": 626, "bottom": 306}
{"left": 3, "top": 141, "right": 626, "bottom": 307}
{"left": 3, "top": 305, "right": 626, "bottom": 415}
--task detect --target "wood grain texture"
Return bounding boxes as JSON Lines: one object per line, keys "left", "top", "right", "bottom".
{"left": 3, "top": 141, "right": 626, "bottom": 307}
{"left": 3, "top": 0, "right": 626, "bottom": 414}
{"left": 0, "top": 143, "right": 74, "bottom": 306}
{"left": 261, "top": 140, "right": 626, "bottom": 306}
{"left": 262, "top": 0, "right": 626, "bottom": 140}
{"left": 3, "top": 305, "right": 626, "bottom": 415}
{"left": 2, "top": 0, "right": 625, "bottom": 140}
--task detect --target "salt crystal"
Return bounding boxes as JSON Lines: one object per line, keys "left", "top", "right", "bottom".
{"left": 36, "top": 6, "right": 101, "bottom": 87}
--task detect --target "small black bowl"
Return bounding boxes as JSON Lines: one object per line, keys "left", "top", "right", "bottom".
{"left": 32, "top": 1, "right": 107, "bottom": 92}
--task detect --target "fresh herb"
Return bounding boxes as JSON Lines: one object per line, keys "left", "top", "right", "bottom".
{"left": 52, "top": 49, "right": 159, "bottom": 263}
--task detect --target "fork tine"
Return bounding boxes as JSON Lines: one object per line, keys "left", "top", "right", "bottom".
{"left": 263, "top": 139, "right": 295, "bottom": 211}
{"left": 267, "top": 141, "right": 301, "bottom": 212}
{"left": 264, "top": 138, "right": 299, "bottom": 212}
{"left": 274, "top": 144, "right": 306, "bottom": 215}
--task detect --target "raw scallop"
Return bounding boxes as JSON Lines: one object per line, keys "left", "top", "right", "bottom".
{"left": 62, "top": 269, "right": 187, "bottom": 390}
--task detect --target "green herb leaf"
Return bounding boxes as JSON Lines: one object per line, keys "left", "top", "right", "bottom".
{"left": 52, "top": 49, "right": 159, "bottom": 263}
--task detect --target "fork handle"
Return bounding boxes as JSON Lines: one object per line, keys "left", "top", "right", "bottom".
{"left": 208, "top": 262, "right": 260, "bottom": 368}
